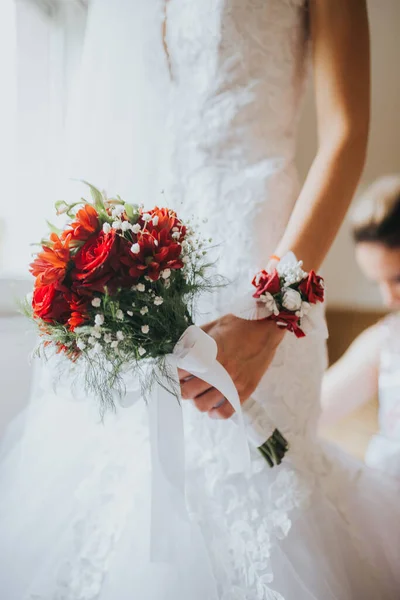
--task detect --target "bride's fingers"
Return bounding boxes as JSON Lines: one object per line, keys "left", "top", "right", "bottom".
{"left": 178, "top": 368, "right": 191, "bottom": 381}
{"left": 180, "top": 376, "right": 210, "bottom": 400}
{"left": 193, "top": 388, "right": 225, "bottom": 413}
{"left": 208, "top": 398, "right": 235, "bottom": 420}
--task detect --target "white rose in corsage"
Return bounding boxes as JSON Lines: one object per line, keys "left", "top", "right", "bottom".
{"left": 282, "top": 288, "right": 302, "bottom": 312}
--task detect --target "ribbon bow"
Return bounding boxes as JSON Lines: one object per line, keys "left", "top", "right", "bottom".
{"left": 126, "top": 325, "right": 250, "bottom": 561}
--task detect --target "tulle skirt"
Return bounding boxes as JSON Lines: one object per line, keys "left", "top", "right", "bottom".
{"left": 0, "top": 360, "right": 399, "bottom": 600}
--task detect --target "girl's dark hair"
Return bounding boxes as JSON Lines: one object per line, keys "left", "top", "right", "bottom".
{"left": 352, "top": 176, "right": 400, "bottom": 248}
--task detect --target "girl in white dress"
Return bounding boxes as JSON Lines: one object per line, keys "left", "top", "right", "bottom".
{"left": 0, "top": 1, "right": 399, "bottom": 599}
{"left": 322, "top": 175, "right": 400, "bottom": 480}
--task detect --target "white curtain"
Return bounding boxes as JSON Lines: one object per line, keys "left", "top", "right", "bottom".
{"left": 0, "top": 0, "right": 87, "bottom": 277}
{"left": 0, "top": 0, "right": 17, "bottom": 274}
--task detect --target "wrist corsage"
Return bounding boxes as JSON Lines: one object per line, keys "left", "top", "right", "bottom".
{"left": 232, "top": 252, "right": 327, "bottom": 467}
{"left": 252, "top": 252, "right": 325, "bottom": 337}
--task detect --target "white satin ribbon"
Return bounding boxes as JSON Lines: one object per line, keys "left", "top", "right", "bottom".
{"left": 126, "top": 325, "right": 250, "bottom": 562}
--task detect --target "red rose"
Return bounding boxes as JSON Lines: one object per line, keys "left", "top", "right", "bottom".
{"left": 62, "top": 205, "right": 100, "bottom": 244}
{"left": 252, "top": 269, "right": 281, "bottom": 299}
{"left": 72, "top": 230, "right": 119, "bottom": 294}
{"left": 32, "top": 283, "right": 71, "bottom": 324}
{"left": 299, "top": 271, "right": 324, "bottom": 304}
{"left": 271, "top": 311, "right": 305, "bottom": 339}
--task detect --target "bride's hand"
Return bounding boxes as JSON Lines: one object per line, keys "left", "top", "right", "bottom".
{"left": 179, "top": 315, "right": 285, "bottom": 419}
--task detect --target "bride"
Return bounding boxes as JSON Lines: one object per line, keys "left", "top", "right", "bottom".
{"left": 1, "top": 0, "right": 399, "bottom": 598}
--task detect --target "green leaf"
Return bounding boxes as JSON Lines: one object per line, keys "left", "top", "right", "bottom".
{"left": 81, "top": 180, "right": 105, "bottom": 212}
{"left": 46, "top": 220, "right": 63, "bottom": 235}
{"left": 55, "top": 200, "right": 70, "bottom": 215}
{"left": 124, "top": 203, "right": 139, "bottom": 220}
{"left": 55, "top": 199, "right": 86, "bottom": 217}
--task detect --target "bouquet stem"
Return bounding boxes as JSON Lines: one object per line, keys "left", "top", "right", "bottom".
{"left": 258, "top": 429, "right": 289, "bottom": 467}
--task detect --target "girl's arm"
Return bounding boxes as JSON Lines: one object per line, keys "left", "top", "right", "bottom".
{"left": 319, "top": 324, "right": 380, "bottom": 428}
{"left": 275, "top": 0, "right": 370, "bottom": 271}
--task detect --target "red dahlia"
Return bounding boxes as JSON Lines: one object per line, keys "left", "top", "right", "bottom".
{"left": 30, "top": 233, "right": 72, "bottom": 288}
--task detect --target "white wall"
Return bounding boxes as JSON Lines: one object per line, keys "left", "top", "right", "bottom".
{"left": 296, "top": 0, "right": 400, "bottom": 309}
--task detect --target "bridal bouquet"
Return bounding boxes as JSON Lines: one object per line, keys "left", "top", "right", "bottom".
{"left": 24, "top": 183, "right": 287, "bottom": 470}
{"left": 26, "top": 184, "right": 212, "bottom": 404}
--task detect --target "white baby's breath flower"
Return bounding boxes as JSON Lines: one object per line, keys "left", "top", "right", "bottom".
{"left": 76, "top": 339, "right": 86, "bottom": 351}
{"left": 295, "top": 301, "right": 311, "bottom": 319}
{"left": 94, "top": 314, "right": 104, "bottom": 326}
{"left": 93, "top": 342, "right": 102, "bottom": 353}
{"left": 138, "top": 346, "right": 146, "bottom": 356}
{"left": 141, "top": 325, "right": 149, "bottom": 334}
{"left": 116, "top": 309, "right": 124, "bottom": 320}
{"left": 92, "top": 329, "right": 102, "bottom": 339}
{"left": 116, "top": 331, "right": 124, "bottom": 341}
{"left": 144, "top": 275, "right": 152, "bottom": 281}
{"left": 103, "top": 333, "right": 112, "bottom": 343}
{"left": 91, "top": 297, "right": 101, "bottom": 308}
{"left": 140, "top": 306, "right": 148, "bottom": 315}
{"left": 172, "top": 227, "right": 179, "bottom": 232}
{"left": 112, "top": 205, "right": 125, "bottom": 217}
{"left": 161, "top": 268, "right": 171, "bottom": 280}
{"left": 112, "top": 220, "right": 122, "bottom": 230}
{"left": 131, "top": 301, "right": 136, "bottom": 307}
{"left": 131, "top": 223, "right": 141, "bottom": 234}
{"left": 102, "top": 223, "right": 111, "bottom": 234}
{"left": 154, "top": 296, "right": 163, "bottom": 306}
{"left": 260, "top": 292, "right": 279, "bottom": 316}
{"left": 142, "top": 213, "right": 152, "bottom": 222}
{"left": 172, "top": 232, "right": 180, "bottom": 240}
{"left": 88, "top": 336, "right": 96, "bottom": 345}
{"left": 121, "top": 220, "right": 131, "bottom": 232}
{"left": 152, "top": 215, "right": 159, "bottom": 226}
{"left": 182, "top": 256, "right": 189, "bottom": 264}
{"left": 277, "top": 256, "right": 306, "bottom": 286}
{"left": 111, "top": 340, "right": 119, "bottom": 349}
{"left": 130, "top": 243, "right": 140, "bottom": 255}
{"left": 127, "top": 310, "right": 134, "bottom": 316}
{"left": 137, "top": 283, "right": 145, "bottom": 292}
{"left": 282, "top": 288, "right": 302, "bottom": 312}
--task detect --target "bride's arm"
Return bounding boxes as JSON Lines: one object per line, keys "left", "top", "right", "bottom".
{"left": 319, "top": 325, "right": 380, "bottom": 428}
{"left": 275, "top": 0, "right": 370, "bottom": 271}
{"left": 181, "top": 0, "right": 370, "bottom": 418}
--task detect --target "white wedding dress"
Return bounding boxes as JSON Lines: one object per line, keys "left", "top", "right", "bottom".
{"left": 1, "top": 1, "right": 400, "bottom": 599}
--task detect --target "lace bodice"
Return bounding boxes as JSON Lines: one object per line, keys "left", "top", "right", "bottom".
{"left": 162, "top": 0, "right": 309, "bottom": 296}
